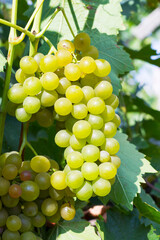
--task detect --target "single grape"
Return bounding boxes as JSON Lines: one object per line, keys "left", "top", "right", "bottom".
{"left": 39, "top": 55, "right": 58, "bottom": 73}
{"left": 99, "top": 162, "right": 117, "bottom": 179}
{"left": 54, "top": 97, "right": 72, "bottom": 116}
{"left": 40, "top": 72, "right": 59, "bottom": 91}
{"left": 66, "top": 85, "right": 84, "bottom": 104}
{"left": 60, "top": 203, "right": 76, "bottom": 221}
{"left": 79, "top": 56, "right": 96, "bottom": 74}
{"left": 57, "top": 40, "right": 75, "bottom": 53}
{"left": 94, "top": 81, "right": 113, "bottom": 100}
{"left": 23, "top": 96, "right": 40, "bottom": 114}
{"left": 15, "top": 105, "right": 32, "bottom": 122}
{"left": 41, "top": 198, "right": 58, "bottom": 216}
{"left": 23, "top": 77, "right": 42, "bottom": 96}
{"left": 94, "top": 59, "right": 111, "bottom": 77}
{"left": 20, "top": 232, "right": 37, "bottom": 240}
{"left": 101, "top": 138, "right": 120, "bottom": 155}
{"left": 56, "top": 77, "right": 71, "bottom": 95}
{"left": 9, "top": 184, "right": 22, "bottom": 199}
{"left": 41, "top": 89, "right": 58, "bottom": 107}
{"left": 87, "top": 97, "right": 105, "bottom": 115}
{"left": 30, "top": 156, "right": 50, "bottom": 173}
{"left": 18, "top": 214, "right": 32, "bottom": 233}
{"left": 15, "top": 69, "right": 31, "bottom": 84}
{"left": 23, "top": 202, "right": 38, "bottom": 217}
{"left": 35, "top": 172, "right": 51, "bottom": 190}
{"left": 2, "top": 229, "right": 20, "bottom": 240}
{"left": 82, "top": 45, "right": 99, "bottom": 59}
{"left": 50, "top": 171, "right": 67, "bottom": 190}
{"left": 86, "top": 114, "right": 103, "bottom": 129}
{"left": 33, "top": 53, "right": 44, "bottom": 71}
{"left": 80, "top": 74, "right": 100, "bottom": 88}
{"left": 49, "top": 187, "right": 65, "bottom": 200}
{"left": 66, "top": 170, "right": 84, "bottom": 189}
{"left": 74, "top": 32, "right": 90, "bottom": 51}
{"left": 20, "top": 56, "right": 38, "bottom": 74}
{"left": 20, "top": 181, "right": 40, "bottom": 201}
{"left": 81, "top": 162, "right": 99, "bottom": 181}
{"left": 6, "top": 215, "right": 22, "bottom": 232}
{"left": 0, "top": 177, "right": 10, "bottom": 196}
{"left": 48, "top": 159, "right": 59, "bottom": 170}
{"left": 5, "top": 152, "right": 22, "bottom": 169}
{"left": 8, "top": 84, "right": 27, "bottom": 104}
{"left": 64, "top": 63, "right": 81, "bottom": 81}
{"left": 82, "top": 86, "right": 95, "bottom": 104}
{"left": 2, "top": 164, "right": 18, "bottom": 180}
{"left": 31, "top": 211, "right": 46, "bottom": 227}
{"left": 55, "top": 129, "right": 71, "bottom": 148}
{"left": 110, "top": 155, "right": 121, "bottom": 168}
{"left": 66, "top": 151, "right": 84, "bottom": 169}
{"left": 56, "top": 49, "right": 72, "bottom": 67}
{"left": 36, "top": 109, "right": 53, "bottom": 128}
{"left": 105, "top": 94, "right": 119, "bottom": 109}
{"left": 81, "top": 144, "right": 100, "bottom": 162}
{"left": 87, "top": 129, "right": 105, "bottom": 146}
{"left": 1, "top": 194, "right": 19, "bottom": 208}
{"left": 111, "top": 114, "right": 121, "bottom": 127}
{"left": 64, "top": 146, "right": 75, "bottom": 159}
{"left": 20, "top": 171, "right": 32, "bottom": 181}
{"left": 72, "top": 120, "right": 91, "bottom": 139}
{"left": 0, "top": 208, "right": 8, "bottom": 227}
{"left": 102, "top": 122, "right": 117, "bottom": 138}
{"left": 99, "top": 150, "right": 110, "bottom": 163}
{"left": 47, "top": 210, "right": 61, "bottom": 223}
{"left": 92, "top": 177, "right": 111, "bottom": 196}
{"left": 101, "top": 105, "right": 115, "bottom": 122}
{"left": 75, "top": 181, "right": 93, "bottom": 201}
{"left": 71, "top": 103, "right": 88, "bottom": 119}
{"left": 69, "top": 134, "right": 86, "bottom": 150}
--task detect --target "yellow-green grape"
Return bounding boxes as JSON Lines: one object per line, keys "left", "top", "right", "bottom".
{"left": 82, "top": 45, "right": 99, "bottom": 59}
{"left": 74, "top": 32, "right": 91, "bottom": 51}
{"left": 64, "top": 146, "right": 75, "bottom": 159}
{"left": 2, "top": 230, "right": 20, "bottom": 240}
{"left": 87, "top": 129, "right": 105, "bottom": 146}
{"left": 66, "top": 151, "right": 84, "bottom": 169}
{"left": 86, "top": 114, "right": 103, "bottom": 130}
{"left": 92, "top": 177, "right": 111, "bottom": 196}
{"left": 64, "top": 164, "right": 72, "bottom": 175}
{"left": 66, "top": 85, "right": 84, "bottom": 104}
{"left": 5, "top": 152, "right": 22, "bottom": 169}
{"left": 41, "top": 198, "right": 58, "bottom": 216}
{"left": 6, "top": 215, "right": 22, "bottom": 232}
{"left": 66, "top": 170, "right": 84, "bottom": 189}
{"left": 79, "top": 56, "right": 96, "bottom": 74}
{"left": 81, "top": 144, "right": 100, "bottom": 162}
{"left": 23, "top": 77, "right": 42, "bottom": 96}
{"left": 69, "top": 134, "right": 86, "bottom": 150}
{"left": 71, "top": 103, "right": 88, "bottom": 119}
{"left": 99, "top": 150, "right": 110, "bottom": 163}
{"left": 110, "top": 155, "right": 121, "bottom": 168}
{"left": 73, "top": 120, "right": 91, "bottom": 139}
{"left": 57, "top": 39, "right": 75, "bottom": 53}
{"left": 54, "top": 98, "right": 72, "bottom": 116}
{"left": 87, "top": 97, "right": 105, "bottom": 115}
{"left": 80, "top": 74, "right": 100, "bottom": 88}
{"left": 8, "top": 84, "right": 27, "bottom": 104}
{"left": 101, "top": 105, "right": 115, "bottom": 122}
{"left": 50, "top": 171, "right": 67, "bottom": 190}
{"left": 31, "top": 211, "right": 46, "bottom": 228}
{"left": 15, "top": 69, "right": 31, "bottom": 83}
{"left": 94, "top": 81, "right": 113, "bottom": 100}
{"left": 33, "top": 53, "right": 44, "bottom": 71}
{"left": 99, "top": 162, "right": 117, "bottom": 180}
{"left": 15, "top": 105, "right": 32, "bottom": 122}
{"left": 40, "top": 89, "right": 58, "bottom": 107}
{"left": 112, "top": 113, "right": 121, "bottom": 127}
{"left": 56, "top": 77, "right": 71, "bottom": 95}
{"left": 102, "top": 122, "right": 117, "bottom": 138}
{"left": 109, "top": 177, "right": 116, "bottom": 185}
{"left": 81, "top": 162, "right": 99, "bottom": 181}
{"left": 55, "top": 130, "right": 71, "bottom": 148}
{"left": 94, "top": 59, "right": 111, "bottom": 77}
{"left": 30, "top": 156, "right": 51, "bottom": 173}
{"left": 55, "top": 68, "right": 65, "bottom": 78}
{"left": 49, "top": 159, "right": 59, "bottom": 170}
{"left": 65, "top": 115, "right": 77, "bottom": 132}
{"left": 60, "top": 203, "right": 76, "bottom": 221}
{"left": 39, "top": 55, "right": 58, "bottom": 73}
{"left": 101, "top": 138, "right": 120, "bottom": 155}
{"left": 64, "top": 63, "right": 81, "bottom": 81}
{"left": 36, "top": 109, "right": 53, "bottom": 127}
{"left": 82, "top": 86, "right": 95, "bottom": 104}
{"left": 105, "top": 94, "right": 119, "bottom": 109}
{"left": 40, "top": 72, "right": 59, "bottom": 91}
{"left": 23, "top": 96, "right": 40, "bottom": 114}
{"left": 56, "top": 49, "right": 72, "bottom": 67}
{"left": 75, "top": 181, "right": 93, "bottom": 201}
{"left": 35, "top": 172, "right": 51, "bottom": 190}
{"left": 20, "top": 56, "right": 38, "bottom": 74}
{"left": 0, "top": 177, "right": 10, "bottom": 196}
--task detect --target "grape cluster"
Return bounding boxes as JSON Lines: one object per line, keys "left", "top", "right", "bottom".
{"left": 0, "top": 152, "right": 76, "bottom": 240}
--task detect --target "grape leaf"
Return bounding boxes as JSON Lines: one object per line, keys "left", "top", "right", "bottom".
{"left": 0, "top": 50, "right": 7, "bottom": 72}
{"left": 100, "top": 131, "right": 156, "bottom": 210}
{"left": 96, "top": 208, "right": 150, "bottom": 240}
{"left": 147, "top": 226, "right": 160, "bottom": 240}
{"left": 151, "top": 179, "right": 160, "bottom": 198}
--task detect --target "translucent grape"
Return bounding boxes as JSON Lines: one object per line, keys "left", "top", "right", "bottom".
{"left": 99, "top": 162, "right": 117, "bottom": 179}
{"left": 23, "top": 77, "right": 42, "bottom": 96}
{"left": 99, "top": 150, "right": 110, "bottom": 163}
{"left": 20, "top": 181, "right": 39, "bottom": 201}
{"left": 56, "top": 49, "right": 72, "bottom": 67}
{"left": 35, "top": 172, "right": 51, "bottom": 190}
{"left": 36, "top": 109, "right": 53, "bottom": 128}
{"left": 74, "top": 32, "right": 90, "bottom": 51}
{"left": 41, "top": 198, "right": 58, "bottom": 216}
{"left": 66, "top": 170, "right": 84, "bottom": 189}
{"left": 110, "top": 155, "right": 121, "bottom": 168}
{"left": 20, "top": 56, "right": 38, "bottom": 74}
{"left": 54, "top": 98, "right": 72, "bottom": 116}
{"left": 81, "top": 144, "right": 100, "bottom": 162}
{"left": 50, "top": 171, "right": 67, "bottom": 190}
{"left": 39, "top": 55, "right": 58, "bottom": 73}
{"left": 60, "top": 203, "right": 76, "bottom": 221}
{"left": 82, "top": 45, "right": 99, "bottom": 59}
{"left": 41, "top": 89, "right": 58, "bottom": 107}
{"left": 40, "top": 72, "right": 59, "bottom": 91}
{"left": 87, "top": 129, "right": 105, "bottom": 146}
{"left": 15, "top": 106, "right": 32, "bottom": 122}
{"left": 66, "top": 85, "right": 84, "bottom": 104}
{"left": 55, "top": 130, "right": 71, "bottom": 148}
{"left": 64, "top": 63, "right": 81, "bottom": 81}
{"left": 57, "top": 40, "right": 75, "bottom": 53}
{"left": 101, "top": 138, "right": 120, "bottom": 155}
{"left": 79, "top": 56, "right": 96, "bottom": 74}
{"left": 76, "top": 181, "right": 93, "bottom": 201}
{"left": 105, "top": 94, "right": 119, "bottom": 109}
{"left": 87, "top": 97, "right": 105, "bottom": 115}
{"left": 8, "top": 84, "right": 27, "bottom": 104}
{"left": 66, "top": 151, "right": 84, "bottom": 169}
{"left": 71, "top": 103, "right": 88, "bottom": 119}
{"left": 86, "top": 114, "right": 103, "bottom": 129}
{"left": 6, "top": 215, "right": 22, "bottom": 232}
{"left": 94, "top": 59, "right": 111, "bottom": 77}
{"left": 92, "top": 177, "right": 111, "bottom": 197}
{"left": 81, "top": 162, "right": 99, "bottom": 181}
{"left": 69, "top": 134, "right": 86, "bottom": 150}
{"left": 56, "top": 77, "right": 71, "bottom": 95}
{"left": 72, "top": 120, "right": 91, "bottom": 139}
{"left": 23, "top": 96, "right": 40, "bottom": 114}
{"left": 94, "top": 81, "right": 113, "bottom": 99}
{"left": 82, "top": 86, "right": 95, "bottom": 104}
{"left": 31, "top": 156, "right": 50, "bottom": 173}
{"left": 102, "top": 122, "right": 117, "bottom": 138}
{"left": 101, "top": 105, "right": 115, "bottom": 122}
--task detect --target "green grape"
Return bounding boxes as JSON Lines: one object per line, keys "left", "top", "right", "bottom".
{"left": 101, "top": 138, "right": 120, "bottom": 155}
{"left": 56, "top": 49, "right": 72, "bottom": 67}
{"left": 81, "top": 144, "right": 100, "bottom": 162}
{"left": 47, "top": 210, "right": 61, "bottom": 223}
{"left": 5, "top": 152, "right": 22, "bottom": 169}
{"left": 87, "top": 129, "right": 105, "bottom": 146}
{"left": 80, "top": 74, "right": 100, "bottom": 88}
{"left": 79, "top": 56, "right": 96, "bottom": 74}
{"left": 7, "top": 101, "right": 18, "bottom": 117}
{"left": 65, "top": 115, "right": 77, "bottom": 132}
{"left": 20, "top": 181, "right": 40, "bottom": 201}
{"left": 82, "top": 45, "right": 99, "bottom": 59}
{"left": 0, "top": 208, "right": 8, "bottom": 227}
{"left": 72, "top": 120, "right": 91, "bottom": 139}
{"left": 110, "top": 155, "right": 121, "bottom": 168}
{"left": 19, "top": 161, "right": 32, "bottom": 173}
{"left": 57, "top": 40, "right": 75, "bottom": 53}
{"left": 35, "top": 172, "right": 51, "bottom": 190}
{"left": 31, "top": 211, "right": 46, "bottom": 227}
{"left": 20, "top": 56, "right": 38, "bottom": 74}
{"left": 54, "top": 98, "right": 72, "bottom": 116}
{"left": 94, "top": 59, "right": 111, "bottom": 77}
{"left": 31, "top": 156, "right": 50, "bottom": 173}
{"left": 23, "top": 202, "right": 38, "bottom": 217}
{"left": 40, "top": 72, "right": 59, "bottom": 91}
{"left": 54, "top": 112, "right": 69, "bottom": 122}
{"left": 8, "top": 84, "right": 27, "bottom": 104}
{"left": 102, "top": 122, "right": 117, "bottom": 138}
{"left": 101, "top": 105, "right": 115, "bottom": 122}
{"left": 23, "top": 96, "right": 40, "bottom": 114}
{"left": 49, "top": 187, "right": 65, "bottom": 200}
{"left": 64, "top": 146, "right": 75, "bottom": 159}
{"left": 99, "top": 150, "right": 110, "bottom": 163}
{"left": 86, "top": 114, "right": 103, "bottom": 129}
{"left": 41, "top": 198, "right": 58, "bottom": 216}
{"left": 0, "top": 152, "right": 11, "bottom": 168}
{"left": 81, "top": 162, "right": 99, "bottom": 181}
{"left": 6, "top": 215, "right": 22, "bottom": 232}
{"left": 71, "top": 103, "right": 88, "bottom": 119}
{"left": 66, "top": 85, "right": 84, "bottom": 104}
{"left": 76, "top": 181, "right": 93, "bottom": 201}
{"left": 15, "top": 69, "right": 31, "bottom": 84}
{"left": 15, "top": 105, "right": 32, "bottom": 122}
{"left": 1, "top": 194, "right": 19, "bottom": 208}
{"left": 99, "top": 162, "right": 117, "bottom": 179}
{"left": 48, "top": 158, "right": 59, "bottom": 170}
{"left": 66, "top": 170, "right": 84, "bottom": 189}
{"left": 82, "top": 86, "right": 95, "bottom": 104}
{"left": 64, "top": 63, "right": 81, "bottom": 81}
{"left": 87, "top": 97, "right": 105, "bottom": 115}
{"left": 65, "top": 187, "right": 76, "bottom": 197}
{"left": 9, "top": 184, "right": 22, "bottom": 199}
{"left": 94, "top": 81, "right": 113, "bottom": 100}
{"left": 39, "top": 189, "right": 49, "bottom": 199}
{"left": 69, "top": 134, "right": 86, "bottom": 150}
{"left": 6, "top": 204, "right": 21, "bottom": 216}
{"left": 36, "top": 109, "right": 53, "bottom": 128}
{"left": 2, "top": 164, "right": 18, "bottom": 180}
{"left": 50, "top": 171, "right": 67, "bottom": 190}
{"left": 33, "top": 53, "right": 44, "bottom": 71}
{"left": 39, "top": 55, "right": 58, "bottom": 73}
{"left": 55, "top": 68, "right": 65, "bottom": 78}
{"left": 64, "top": 165, "right": 72, "bottom": 175}
{"left": 23, "top": 77, "right": 42, "bottom": 96}
{"left": 55, "top": 129, "right": 71, "bottom": 148}
{"left": 0, "top": 177, "right": 10, "bottom": 196}
{"left": 19, "top": 214, "right": 32, "bottom": 233}
{"left": 74, "top": 32, "right": 90, "bottom": 51}
{"left": 2, "top": 229, "right": 20, "bottom": 240}
{"left": 105, "top": 94, "right": 119, "bottom": 109}
{"left": 20, "top": 232, "right": 37, "bottom": 240}
{"left": 60, "top": 203, "right": 76, "bottom": 221}
{"left": 92, "top": 177, "right": 111, "bottom": 197}
{"left": 56, "top": 77, "right": 71, "bottom": 95}
{"left": 66, "top": 151, "right": 84, "bottom": 169}
{"left": 111, "top": 114, "right": 121, "bottom": 127}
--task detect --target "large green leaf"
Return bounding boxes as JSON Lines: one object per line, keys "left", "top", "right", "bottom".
{"left": 0, "top": 50, "right": 7, "bottom": 72}
{"left": 100, "top": 131, "right": 156, "bottom": 210}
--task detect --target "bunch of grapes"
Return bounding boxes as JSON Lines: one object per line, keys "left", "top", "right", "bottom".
{"left": 0, "top": 152, "right": 76, "bottom": 240}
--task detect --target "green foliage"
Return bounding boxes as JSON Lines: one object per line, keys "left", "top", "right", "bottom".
{"left": 0, "top": 50, "right": 7, "bottom": 72}
{"left": 147, "top": 226, "right": 160, "bottom": 240}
